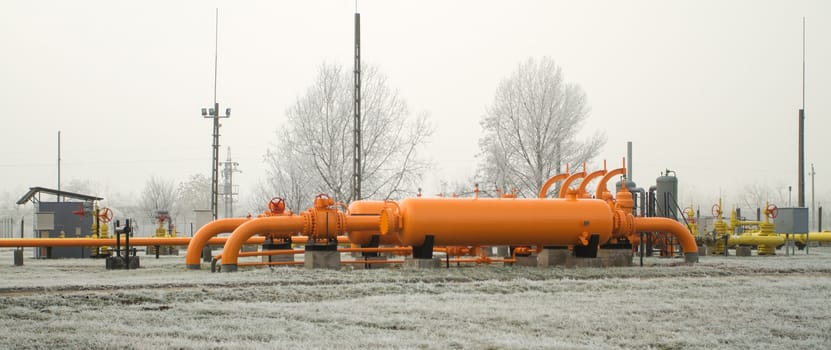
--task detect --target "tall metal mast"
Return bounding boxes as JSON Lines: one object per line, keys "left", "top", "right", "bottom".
{"left": 202, "top": 8, "right": 231, "bottom": 220}
{"left": 351, "top": 11, "right": 362, "bottom": 202}
{"left": 798, "top": 17, "right": 806, "bottom": 208}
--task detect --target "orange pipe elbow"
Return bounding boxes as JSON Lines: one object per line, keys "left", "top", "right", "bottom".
{"left": 538, "top": 173, "right": 569, "bottom": 198}
{"left": 558, "top": 171, "right": 587, "bottom": 198}
{"left": 633, "top": 217, "right": 699, "bottom": 263}
{"left": 595, "top": 167, "right": 626, "bottom": 199}
{"left": 221, "top": 216, "right": 306, "bottom": 272}
{"left": 185, "top": 218, "right": 249, "bottom": 269}
{"left": 578, "top": 169, "right": 606, "bottom": 197}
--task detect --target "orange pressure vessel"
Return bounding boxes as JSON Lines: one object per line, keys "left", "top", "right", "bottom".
{"left": 388, "top": 197, "right": 614, "bottom": 246}
{"left": 347, "top": 200, "right": 401, "bottom": 245}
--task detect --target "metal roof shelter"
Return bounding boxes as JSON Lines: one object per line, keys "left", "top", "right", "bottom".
{"left": 16, "top": 187, "right": 103, "bottom": 205}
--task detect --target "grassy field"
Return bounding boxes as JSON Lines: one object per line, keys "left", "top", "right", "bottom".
{"left": 1, "top": 247, "right": 830, "bottom": 349}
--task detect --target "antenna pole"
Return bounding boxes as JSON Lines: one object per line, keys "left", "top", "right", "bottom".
{"left": 797, "top": 17, "right": 806, "bottom": 208}
{"left": 214, "top": 8, "right": 219, "bottom": 104}
{"left": 351, "top": 11, "right": 362, "bottom": 202}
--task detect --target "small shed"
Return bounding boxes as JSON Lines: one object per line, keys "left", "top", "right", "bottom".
{"left": 17, "top": 187, "right": 103, "bottom": 258}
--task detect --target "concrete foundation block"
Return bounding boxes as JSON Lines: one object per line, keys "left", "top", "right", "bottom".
{"left": 596, "top": 249, "right": 633, "bottom": 267}
{"left": 514, "top": 255, "right": 538, "bottom": 267}
{"left": 105, "top": 256, "right": 140, "bottom": 269}
{"left": 736, "top": 246, "right": 752, "bottom": 256}
{"left": 403, "top": 257, "right": 441, "bottom": 269}
{"left": 537, "top": 249, "right": 570, "bottom": 267}
{"left": 304, "top": 250, "right": 340, "bottom": 269}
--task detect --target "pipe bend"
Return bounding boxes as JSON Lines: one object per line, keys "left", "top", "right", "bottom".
{"left": 538, "top": 173, "right": 569, "bottom": 199}
{"left": 633, "top": 217, "right": 699, "bottom": 263}
{"left": 220, "top": 216, "right": 306, "bottom": 272}
{"left": 185, "top": 218, "right": 249, "bottom": 269}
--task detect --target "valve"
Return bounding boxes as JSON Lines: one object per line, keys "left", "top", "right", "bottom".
{"left": 711, "top": 204, "right": 722, "bottom": 218}
{"left": 98, "top": 207, "right": 114, "bottom": 223}
{"left": 765, "top": 204, "right": 779, "bottom": 219}
{"left": 268, "top": 197, "right": 286, "bottom": 215}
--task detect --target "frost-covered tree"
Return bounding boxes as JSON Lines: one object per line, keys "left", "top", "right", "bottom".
{"left": 139, "top": 176, "right": 177, "bottom": 221}
{"left": 257, "top": 62, "right": 432, "bottom": 210}
{"left": 176, "top": 173, "right": 211, "bottom": 218}
{"left": 478, "top": 57, "right": 605, "bottom": 197}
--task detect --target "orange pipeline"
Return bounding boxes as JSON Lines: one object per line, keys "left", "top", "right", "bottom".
{"left": 221, "top": 208, "right": 378, "bottom": 272}
{"left": 558, "top": 171, "right": 587, "bottom": 198}
{"left": 538, "top": 173, "right": 569, "bottom": 198}
{"left": 185, "top": 218, "right": 249, "bottom": 269}
{"left": 0, "top": 236, "right": 266, "bottom": 248}
{"left": 633, "top": 217, "right": 699, "bottom": 263}
{"left": 595, "top": 167, "right": 626, "bottom": 199}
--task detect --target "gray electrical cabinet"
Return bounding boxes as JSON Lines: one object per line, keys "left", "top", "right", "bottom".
{"left": 774, "top": 207, "right": 809, "bottom": 234}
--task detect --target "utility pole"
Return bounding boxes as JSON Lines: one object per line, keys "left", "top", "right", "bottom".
{"left": 351, "top": 10, "right": 362, "bottom": 202}
{"left": 811, "top": 163, "right": 815, "bottom": 230}
{"left": 57, "top": 130, "right": 61, "bottom": 202}
{"left": 221, "top": 147, "right": 241, "bottom": 218}
{"left": 798, "top": 17, "right": 806, "bottom": 208}
{"left": 201, "top": 8, "right": 231, "bottom": 220}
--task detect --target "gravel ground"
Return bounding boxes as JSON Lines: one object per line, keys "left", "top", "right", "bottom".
{"left": 1, "top": 247, "right": 830, "bottom": 349}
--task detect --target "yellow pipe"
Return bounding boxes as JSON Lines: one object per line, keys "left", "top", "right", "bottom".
{"left": 185, "top": 218, "right": 249, "bottom": 269}
{"left": 728, "top": 235, "right": 784, "bottom": 247}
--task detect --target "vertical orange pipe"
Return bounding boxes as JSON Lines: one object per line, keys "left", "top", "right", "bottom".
{"left": 185, "top": 218, "right": 248, "bottom": 269}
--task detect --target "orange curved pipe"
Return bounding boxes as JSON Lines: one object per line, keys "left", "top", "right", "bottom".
{"left": 578, "top": 169, "right": 607, "bottom": 197}
{"left": 186, "top": 218, "right": 249, "bottom": 269}
{"left": 221, "top": 216, "right": 306, "bottom": 272}
{"left": 0, "top": 236, "right": 266, "bottom": 248}
{"left": 594, "top": 167, "right": 626, "bottom": 199}
{"left": 633, "top": 217, "right": 699, "bottom": 263}
{"left": 558, "top": 171, "right": 587, "bottom": 198}
{"left": 538, "top": 173, "right": 569, "bottom": 198}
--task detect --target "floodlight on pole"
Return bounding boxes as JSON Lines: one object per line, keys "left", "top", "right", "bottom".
{"left": 202, "top": 8, "right": 231, "bottom": 221}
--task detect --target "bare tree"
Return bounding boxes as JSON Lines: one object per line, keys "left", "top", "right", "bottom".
{"left": 257, "top": 62, "right": 432, "bottom": 208}
{"left": 139, "top": 176, "right": 177, "bottom": 221}
{"left": 176, "top": 173, "right": 211, "bottom": 217}
{"left": 737, "top": 182, "right": 789, "bottom": 218}
{"left": 478, "top": 57, "right": 605, "bottom": 197}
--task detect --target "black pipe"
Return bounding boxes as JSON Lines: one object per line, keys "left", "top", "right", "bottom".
{"left": 115, "top": 220, "right": 121, "bottom": 258}
{"left": 819, "top": 207, "right": 823, "bottom": 231}
{"left": 125, "top": 219, "right": 131, "bottom": 270}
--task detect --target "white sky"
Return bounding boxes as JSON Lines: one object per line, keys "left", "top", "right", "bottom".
{"left": 1, "top": 0, "right": 829, "bottom": 212}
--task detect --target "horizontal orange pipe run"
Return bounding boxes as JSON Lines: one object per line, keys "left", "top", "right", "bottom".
{"left": 227, "top": 247, "right": 413, "bottom": 259}
{"left": 0, "top": 237, "right": 265, "bottom": 248}
{"left": 222, "top": 216, "right": 307, "bottom": 271}
{"left": 633, "top": 216, "right": 699, "bottom": 263}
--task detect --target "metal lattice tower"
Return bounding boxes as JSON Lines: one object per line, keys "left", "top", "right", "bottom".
{"left": 221, "top": 147, "right": 241, "bottom": 218}
{"left": 351, "top": 12, "right": 362, "bottom": 202}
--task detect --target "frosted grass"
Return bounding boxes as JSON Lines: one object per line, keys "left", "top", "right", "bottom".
{"left": 1, "top": 248, "right": 830, "bottom": 349}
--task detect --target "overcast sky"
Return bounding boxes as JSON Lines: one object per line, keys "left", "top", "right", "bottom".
{"left": 1, "top": 0, "right": 829, "bottom": 213}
